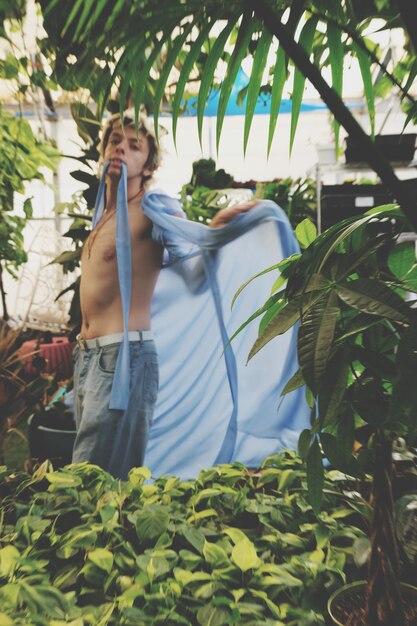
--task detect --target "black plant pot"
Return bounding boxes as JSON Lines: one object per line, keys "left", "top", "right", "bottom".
{"left": 28, "top": 414, "right": 76, "bottom": 468}
{"left": 345, "top": 133, "right": 417, "bottom": 164}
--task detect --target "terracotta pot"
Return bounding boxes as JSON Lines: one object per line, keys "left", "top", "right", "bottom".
{"left": 328, "top": 580, "right": 417, "bottom": 626}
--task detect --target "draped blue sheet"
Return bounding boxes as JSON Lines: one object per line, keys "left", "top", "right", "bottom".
{"left": 91, "top": 167, "right": 310, "bottom": 479}
{"left": 142, "top": 191, "right": 310, "bottom": 478}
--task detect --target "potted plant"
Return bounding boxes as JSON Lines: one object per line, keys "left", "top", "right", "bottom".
{"left": 239, "top": 205, "right": 417, "bottom": 625}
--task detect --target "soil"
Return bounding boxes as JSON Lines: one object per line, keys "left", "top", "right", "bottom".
{"left": 331, "top": 588, "right": 417, "bottom": 626}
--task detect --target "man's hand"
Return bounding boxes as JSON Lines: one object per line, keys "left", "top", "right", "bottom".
{"left": 209, "top": 200, "right": 259, "bottom": 228}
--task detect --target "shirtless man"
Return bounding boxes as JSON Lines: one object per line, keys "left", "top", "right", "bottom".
{"left": 71, "top": 110, "right": 256, "bottom": 479}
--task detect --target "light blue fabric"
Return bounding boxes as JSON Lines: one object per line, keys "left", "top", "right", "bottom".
{"left": 90, "top": 167, "right": 310, "bottom": 478}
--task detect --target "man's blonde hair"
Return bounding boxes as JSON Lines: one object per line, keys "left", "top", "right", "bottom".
{"left": 99, "top": 109, "right": 165, "bottom": 187}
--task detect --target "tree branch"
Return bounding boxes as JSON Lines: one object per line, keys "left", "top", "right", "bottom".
{"left": 250, "top": 0, "right": 417, "bottom": 232}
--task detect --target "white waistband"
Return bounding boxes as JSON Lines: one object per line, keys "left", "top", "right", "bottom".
{"left": 76, "top": 330, "right": 153, "bottom": 350}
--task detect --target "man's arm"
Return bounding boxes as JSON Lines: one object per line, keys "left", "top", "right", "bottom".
{"left": 209, "top": 200, "right": 259, "bottom": 228}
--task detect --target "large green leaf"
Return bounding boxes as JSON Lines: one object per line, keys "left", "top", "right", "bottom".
{"left": 352, "top": 40, "right": 375, "bottom": 138}
{"left": 388, "top": 242, "right": 416, "bottom": 280}
{"left": 216, "top": 13, "right": 260, "bottom": 151}
{"left": 231, "top": 538, "right": 261, "bottom": 571}
{"left": 298, "top": 290, "right": 339, "bottom": 394}
{"left": 267, "top": 45, "right": 287, "bottom": 157}
{"left": 130, "top": 35, "right": 167, "bottom": 124}
{"left": 336, "top": 278, "right": 413, "bottom": 325}
{"left": 153, "top": 21, "right": 197, "bottom": 141}
{"left": 134, "top": 505, "right": 170, "bottom": 542}
{"left": 317, "top": 350, "right": 350, "bottom": 427}
{"left": 197, "top": 17, "right": 238, "bottom": 147}
{"left": 60, "top": 0, "right": 86, "bottom": 36}
{"left": 306, "top": 438, "right": 324, "bottom": 516}
{"left": 289, "top": 17, "right": 318, "bottom": 155}
{"left": 248, "top": 289, "right": 324, "bottom": 361}
{"left": 228, "top": 292, "right": 285, "bottom": 348}
{"left": 281, "top": 367, "right": 305, "bottom": 395}
{"left": 243, "top": 28, "right": 273, "bottom": 154}
{"left": 326, "top": 18, "right": 344, "bottom": 151}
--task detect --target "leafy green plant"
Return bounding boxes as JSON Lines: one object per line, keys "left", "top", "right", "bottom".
{"left": 256, "top": 177, "right": 317, "bottom": 229}
{"left": 236, "top": 205, "right": 417, "bottom": 624}
{"left": 38, "top": 1, "right": 417, "bottom": 228}
{"left": 0, "top": 452, "right": 368, "bottom": 625}
{"left": 0, "top": 106, "right": 59, "bottom": 319}
{"left": 51, "top": 103, "right": 101, "bottom": 331}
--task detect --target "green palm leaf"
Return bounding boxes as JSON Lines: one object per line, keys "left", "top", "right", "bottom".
{"left": 153, "top": 21, "right": 197, "bottom": 141}
{"left": 216, "top": 14, "right": 260, "bottom": 152}
{"left": 326, "top": 20, "right": 344, "bottom": 152}
{"left": 290, "top": 17, "right": 318, "bottom": 155}
{"left": 267, "top": 45, "right": 287, "bottom": 157}
{"left": 118, "top": 41, "right": 146, "bottom": 115}
{"left": 243, "top": 28, "right": 273, "bottom": 154}
{"left": 352, "top": 41, "right": 375, "bottom": 138}
{"left": 61, "top": 0, "right": 85, "bottom": 36}
{"left": 197, "top": 17, "right": 238, "bottom": 148}
{"left": 336, "top": 278, "right": 413, "bottom": 325}
{"left": 73, "top": 0, "right": 106, "bottom": 41}
{"left": 130, "top": 35, "right": 167, "bottom": 129}
{"left": 172, "top": 17, "right": 217, "bottom": 148}
{"left": 298, "top": 290, "right": 339, "bottom": 394}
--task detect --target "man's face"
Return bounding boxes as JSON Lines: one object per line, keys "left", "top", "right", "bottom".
{"left": 104, "top": 124, "right": 152, "bottom": 183}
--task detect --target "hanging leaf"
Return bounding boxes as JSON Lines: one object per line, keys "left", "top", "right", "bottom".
{"left": 216, "top": 14, "right": 260, "bottom": 151}
{"left": 248, "top": 289, "right": 324, "bottom": 361}
{"left": 243, "top": 28, "right": 273, "bottom": 154}
{"left": 61, "top": 0, "right": 85, "bottom": 36}
{"left": 267, "top": 45, "right": 287, "bottom": 157}
{"left": 336, "top": 278, "right": 413, "bottom": 325}
{"left": 306, "top": 438, "right": 324, "bottom": 515}
{"left": 172, "top": 17, "right": 217, "bottom": 147}
{"left": 388, "top": 242, "right": 416, "bottom": 280}
{"left": 131, "top": 35, "right": 166, "bottom": 127}
{"left": 326, "top": 19, "right": 344, "bottom": 151}
{"left": 197, "top": 17, "right": 238, "bottom": 147}
{"left": 352, "top": 41, "right": 375, "bottom": 138}
{"left": 227, "top": 292, "right": 284, "bottom": 348}
{"left": 281, "top": 367, "right": 305, "bottom": 395}
{"left": 298, "top": 290, "right": 339, "bottom": 394}
{"left": 318, "top": 350, "right": 350, "bottom": 427}
{"left": 231, "top": 263, "right": 282, "bottom": 309}
{"left": 153, "top": 21, "right": 196, "bottom": 141}
{"left": 290, "top": 17, "right": 318, "bottom": 155}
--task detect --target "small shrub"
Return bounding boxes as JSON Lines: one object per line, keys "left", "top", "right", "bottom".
{"left": 0, "top": 452, "right": 368, "bottom": 625}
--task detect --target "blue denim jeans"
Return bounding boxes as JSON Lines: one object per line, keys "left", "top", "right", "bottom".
{"left": 72, "top": 340, "right": 159, "bottom": 479}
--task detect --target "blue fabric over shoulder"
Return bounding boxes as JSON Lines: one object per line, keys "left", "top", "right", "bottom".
{"left": 91, "top": 167, "right": 311, "bottom": 478}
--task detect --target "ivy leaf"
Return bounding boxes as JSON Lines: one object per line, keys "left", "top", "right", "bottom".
{"left": 88, "top": 548, "right": 114, "bottom": 573}
{"left": 134, "top": 505, "right": 170, "bottom": 542}
{"left": 231, "top": 538, "right": 261, "bottom": 571}
{"left": 203, "top": 541, "right": 230, "bottom": 569}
